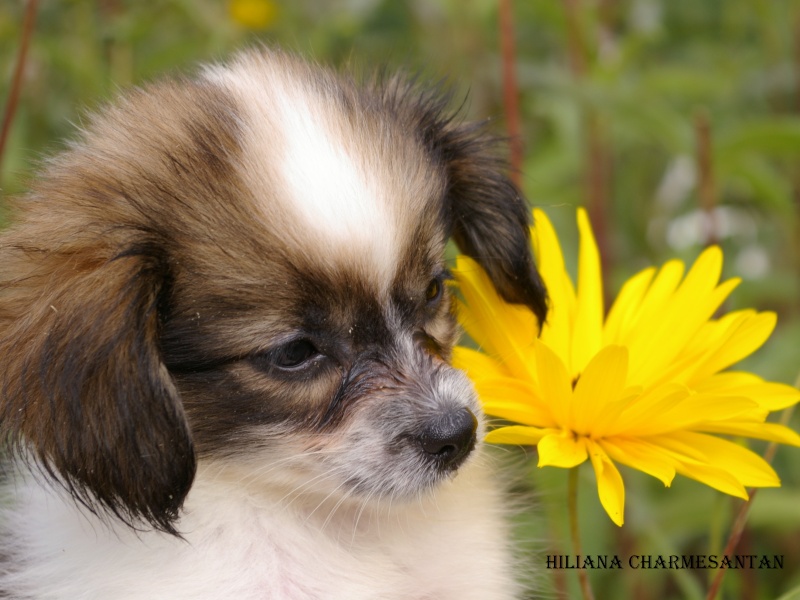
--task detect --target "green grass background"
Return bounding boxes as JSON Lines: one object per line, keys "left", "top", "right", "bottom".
{"left": 2, "top": 1, "right": 800, "bottom": 598}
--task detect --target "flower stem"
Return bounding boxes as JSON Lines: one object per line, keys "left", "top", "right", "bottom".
{"left": 705, "top": 402, "right": 797, "bottom": 600}
{"left": 0, "top": 0, "right": 38, "bottom": 190}
{"left": 498, "top": 0, "right": 523, "bottom": 189}
{"left": 568, "top": 468, "right": 595, "bottom": 600}
{"left": 694, "top": 110, "right": 719, "bottom": 246}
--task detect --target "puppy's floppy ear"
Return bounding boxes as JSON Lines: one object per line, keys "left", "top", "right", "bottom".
{"left": 437, "top": 122, "right": 548, "bottom": 324}
{"left": 0, "top": 234, "right": 194, "bottom": 535}
{"left": 392, "top": 77, "right": 548, "bottom": 322}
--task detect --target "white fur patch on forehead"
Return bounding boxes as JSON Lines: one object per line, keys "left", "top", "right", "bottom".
{"left": 276, "top": 92, "right": 398, "bottom": 260}
{"left": 203, "top": 53, "right": 415, "bottom": 291}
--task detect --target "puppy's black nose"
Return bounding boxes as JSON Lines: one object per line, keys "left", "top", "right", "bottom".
{"left": 418, "top": 408, "right": 478, "bottom": 469}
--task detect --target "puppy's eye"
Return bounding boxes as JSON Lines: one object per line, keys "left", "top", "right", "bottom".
{"left": 425, "top": 277, "right": 442, "bottom": 304}
{"left": 272, "top": 339, "right": 320, "bottom": 369}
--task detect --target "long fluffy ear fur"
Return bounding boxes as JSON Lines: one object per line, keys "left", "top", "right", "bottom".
{"left": 439, "top": 121, "right": 548, "bottom": 324}
{"left": 0, "top": 230, "right": 194, "bottom": 535}
{"left": 384, "top": 78, "right": 548, "bottom": 323}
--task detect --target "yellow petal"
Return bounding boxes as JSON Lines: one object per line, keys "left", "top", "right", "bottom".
{"left": 587, "top": 440, "right": 625, "bottom": 526}
{"left": 454, "top": 256, "right": 537, "bottom": 380}
{"left": 686, "top": 311, "right": 777, "bottom": 384}
{"left": 533, "top": 340, "right": 574, "bottom": 427}
{"left": 603, "top": 267, "right": 656, "bottom": 346}
{"left": 642, "top": 433, "right": 757, "bottom": 498}
{"left": 475, "top": 377, "right": 555, "bottom": 427}
{"left": 624, "top": 247, "right": 742, "bottom": 386}
{"left": 452, "top": 346, "right": 509, "bottom": 381}
{"left": 482, "top": 401, "right": 550, "bottom": 427}
{"left": 674, "top": 462, "right": 749, "bottom": 499}
{"left": 531, "top": 209, "right": 576, "bottom": 367}
{"left": 693, "top": 372, "right": 800, "bottom": 411}
{"left": 600, "top": 438, "right": 676, "bottom": 487}
{"left": 695, "top": 421, "right": 800, "bottom": 446}
{"left": 608, "top": 383, "right": 691, "bottom": 435}
{"left": 453, "top": 348, "right": 555, "bottom": 426}
{"left": 637, "top": 248, "right": 723, "bottom": 346}
{"left": 638, "top": 434, "right": 749, "bottom": 498}
{"left": 571, "top": 345, "right": 628, "bottom": 434}
{"left": 485, "top": 425, "right": 550, "bottom": 445}
{"left": 668, "top": 432, "right": 780, "bottom": 488}
{"left": 620, "top": 259, "right": 685, "bottom": 348}
{"left": 538, "top": 431, "right": 588, "bottom": 468}
{"left": 631, "top": 393, "right": 758, "bottom": 436}
{"left": 631, "top": 277, "right": 740, "bottom": 387}
{"left": 571, "top": 208, "right": 604, "bottom": 373}
{"left": 589, "top": 389, "right": 643, "bottom": 438}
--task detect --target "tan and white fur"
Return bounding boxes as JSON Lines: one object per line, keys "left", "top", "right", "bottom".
{"left": 0, "top": 49, "right": 547, "bottom": 599}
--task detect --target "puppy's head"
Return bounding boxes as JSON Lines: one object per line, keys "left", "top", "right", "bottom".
{"left": 0, "top": 49, "right": 547, "bottom": 533}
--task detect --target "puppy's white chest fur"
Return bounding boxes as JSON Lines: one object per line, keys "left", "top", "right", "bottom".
{"left": 6, "top": 460, "right": 517, "bottom": 600}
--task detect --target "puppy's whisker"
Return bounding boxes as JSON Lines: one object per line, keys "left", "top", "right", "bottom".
{"left": 350, "top": 486, "right": 378, "bottom": 545}
{"left": 277, "top": 469, "right": 345, "bottom": 508}
{"left": 318, "top": 484, "right": 357, "bottom": 534}
{"left": 219, "top": 447, "right": 341, "bottom": 493}
{"left": 309, "top": 470, "right": 355, "bottom": 511}
{"left": 236, "top": 448, "right": 337, "bottom": 484}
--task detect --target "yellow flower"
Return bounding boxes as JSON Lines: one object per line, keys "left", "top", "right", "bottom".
{"left": 454, "top": 208, "right": 800, "bottom": 526}
{"left": 228, "top": 0, "right": 278, "bottom": 30}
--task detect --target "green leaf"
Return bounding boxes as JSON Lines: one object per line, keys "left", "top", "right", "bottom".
{"left": 716, "top": 119, "right": 800, "bottom": 159}
{"left": 775, "top": 584, "right": 800, "bottom": 600}
{"left": 717, "top": 154, "right": 793, "bottom": 213}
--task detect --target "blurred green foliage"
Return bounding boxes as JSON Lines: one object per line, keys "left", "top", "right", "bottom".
{"left": 2, "top": 1, "right": 800, "bottom": 599}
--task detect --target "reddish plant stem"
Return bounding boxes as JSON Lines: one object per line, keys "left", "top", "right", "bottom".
{"left": 705, "top": 404, "right": 796, "bottom": 600}
{"left": 792, "top": 8, "right": 800, "bottom": 306}
{"left": 694, "top": 110, "right": 719, "bottom": 246}
{"left": 794, "top": 7, "right": 800, "bottom": 116}
{"left": 586, "top": 112, "right": 611, "bottom": 287}
{"left": 548, "top": 538, "right": 569, "bottom": 600}
{"left": 561, "top": 0, "right": 612, "bottom": 297}
{"left": 705, "top": 490, "right": 759, "bottom": 600}
{"left": 498, "top": 0, "right": 523, "bottom": 189}
{"left": 568, "top": 469, "right": 596, "bottom": 600}
{"left": 0, "top": 0, "right": 39, "bottom": 189}
{"left": 562, "top": 0, "right": 588, "bottom": 75}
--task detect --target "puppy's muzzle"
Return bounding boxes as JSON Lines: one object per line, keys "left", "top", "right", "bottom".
{"left": 417, "top": 407, "right": 478, "bottom": 470}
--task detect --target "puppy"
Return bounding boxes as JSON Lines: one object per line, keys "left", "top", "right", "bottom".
{"left": 0, "top": 48, "right": 547, "bottom": 599}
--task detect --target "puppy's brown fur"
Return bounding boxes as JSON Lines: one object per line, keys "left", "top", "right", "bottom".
{"left": 0, "top": 49, "right": 546, "bottom": 550}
